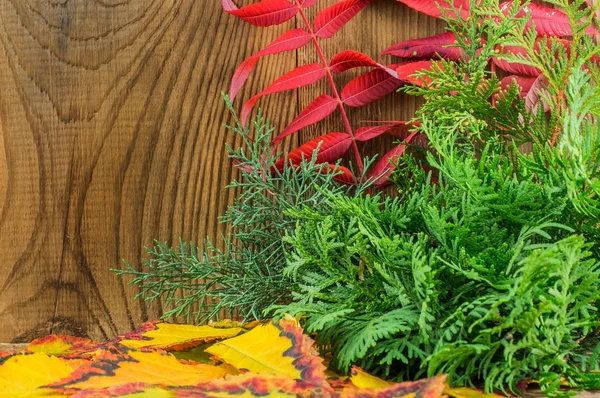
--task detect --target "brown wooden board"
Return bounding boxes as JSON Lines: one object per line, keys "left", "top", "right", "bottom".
{"left": 0, "top": 0, "right": 444, "bottom": 342}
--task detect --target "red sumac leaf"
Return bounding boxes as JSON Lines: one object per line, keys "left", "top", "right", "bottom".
{"left": 314, "top": 0, "right": 374, "bottom": 39}
{"left": 370, "top": 131, "right": 418, "bottom": 186}
{"left": 500, "top": 1, "right": 599, "bottom": 36}
{"left": 524, "top": 75, "right": 551, "bottom": 113}
{"left": 341, "top": 65, "right": 403, "bottom": 107}
{"left": 230, "top": 29, "right": 312, "bottom": 100}
{"left": 273, "top": 95, "right": 338, "bottom": 144}
{"left": 382, "top": 32, "right": 464, "bottom": 61}
{"left": 242, "top": 63, "right": 326, "bottom": 125}
{"left": 397, "top": 0, "right": 470, "bottom": 19}
{"left": 396, "top": 60, "right": 436, "bottom": 87}
{"left": 330, "top": 50, "right": 379, "bottom": 73}
{"left": 222, "top": 0, "right": 299, "bottom": 27}
{"left": 301, "top": 0, "right": 319, "bottom": 6}
{"left": 500, "top": 75, "right": 538, "bottom": 96}
{"left": 322, "top": 164, "right": 356, "bottom": 185}
{"left": 276, "top": 132, "right": 353, "bottom": 169}
{"left": 492, "top": 46, "right": 541, "bottom": 77}
{"left": 355, "top": 122, "right": 412, "bottom": 142}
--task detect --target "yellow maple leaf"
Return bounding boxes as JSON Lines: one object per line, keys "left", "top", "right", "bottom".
{"left": 445, "top": 387, "right": 505, "bottom": 398}
{"left": 349, "top": 366, "right": 394, "bottom": 389}
{"left": 26, "top": 335, "right": 98, "bottom": 356}
{"left": 169, "top": 373, "right": 300, "bottom": 397}
{"left": 117, "top": 321, "right": 243, "bottom": 351}
{"left": 0, "top": 352, "right": 76, "bottom": 397}
{"left": 205, "top": 318, "right": 331, "bottom": 393}
{"left": 49, "top": 347, "right": 227, "bottom": 394}
{"left": 343, "top": 373, "right": 448, "bottom": 398}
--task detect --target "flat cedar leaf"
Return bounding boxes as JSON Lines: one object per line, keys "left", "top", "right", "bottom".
{"left": 221, "top": 0, "right": 299, "bottom": 27}
{"left": 273, "top": 94, "right": 338, "bottom": 144}
{"left": 355, "top": 122, "right": 411, "bottom": 142}
{"left": 205, "top": 317, "right": 330, "bottom": 392}
{"left": 313, "top": 0, "right": 374, "bottom": 39}
{"left": 330, "top": 50, "right": 379, "bottom": 73}
{"left": 500, "top": 1, "right": 599, "bottom": 36}
{"left": 349, "top": 366, "right": 394, "bottom": 389}
{"left": 170, "top": 374, "right": 300, "bottom": 397}
{"left": 396, "top": 60, "right": 436, "bottom": 86}
{"left": 341, "top": 66, "right": 404, "bottom": 107}
{"left": 343, "top": 374, "right": 447, "bottom": 397}
{"left": 382, "top": 32, "right": 464, "bottom": 61}
{"left": 0, "top": 352, "right": 76, "bottom": 397}
{"left": 242, "top": 63, "right": 326, "bottom": 125}
{"left": 26, "top": 335, "right": 99, "bottom": 356}
{"left": 114, "top": 321, "right": 242, "bottom": 351}
{"left": 230, "top": 29, "right": 312, "bottom": 100}
{"left": 275, "top": 132, "right": 353, "bottom": 169}
{"left": 397, "top": 0, "right": 470, "bottom": 19}
{"left": 369, "top": 131, "right": 418, "bottom": 186}
{"left": 49, "top": 347, "right": 228, "bottom": 394}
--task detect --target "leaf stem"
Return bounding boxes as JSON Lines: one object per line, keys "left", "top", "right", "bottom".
{"left": 294, "top": 2, "right": 364, "bottom": 173}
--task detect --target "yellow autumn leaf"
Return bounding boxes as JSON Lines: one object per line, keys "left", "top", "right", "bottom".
{"left": 118, "top": 321, "right": 242, "bottom": 351}
{"left": 343, "top": 374, "right": 448, "bottom": 398}
{"left": 121, "top": 388, "right": 174, "bottom": 398}
{"left": 49, "top": 348, "right": 228, "bottom": 393}
{"left": 0, "top": 352, "right": 76, "bottom": 397}
{"left": 169, "top": 373, "right": 300, "bottom": 397}
{"left": 445, "top": 387, "right": 504, "bottom": 398}
{"left": 350, "top": 366, "right": 394, "bottom": 389}
{"left": 26, "top": 335, "right": 98, "bottom": 356}
{"left": 205, "top": 318, "right": 331, "bottom": 393}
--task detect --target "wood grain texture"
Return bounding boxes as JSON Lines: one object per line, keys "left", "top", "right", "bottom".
{"left": 0, "top": 0, "right": 443, "bottom": 342}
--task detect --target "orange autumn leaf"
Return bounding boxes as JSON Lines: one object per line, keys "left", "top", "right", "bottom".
{"left": 114, "top": 320, "right": 243, "bottom": 351}
{"left": 0, "top": 352, "right": 76, "bottom": 397}
{"left": 205, "top": 317, "right": 331, "bottom": 393}
{"left": 26, "top": 335, "right": 99, "bottom": 356}
{"left": 171, "top": 373, "right": 300, "bottom": 397}
{"left": 49, "top": 346, "right": 228, "bottom": 394}
{"left": 343, "top": 373, "right": 447, "bottom": 398}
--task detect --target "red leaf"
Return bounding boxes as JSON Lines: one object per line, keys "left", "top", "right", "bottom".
{"left": 322, "top": 164, "right": 356, "bottom": 185}
{"left": 314, "top": 0, "right": 374, "bottom": 39}
{"left": 242, "top": 64, "right": 326, "bottom": 125}
{"left": 396, "top": 60, "right": 436, "bottom": 87}
{"left": 492, "top": 46, "right": 541, "bottom": 77}
{"left": 382, "top": 32, "right": 464, "bottom": 61}
{"left": 301, "top": 0, "right": 319, "bottom": 6}
{"left": 524, "top": 75, "right": 550, "bottom": 113}
{"left": 273, "top": 95, "right": 338, "bottom": 144}
{"left": 222, "top": 0, "right": 299, "bottom": 27}
{"left": 355, "top": 122, "right": 412, "bottom": 142}
{"left": 230, "top": 29, "right": 313, "bottom": 100}
{"left": 500, "top": 1, "right": 599, "bottom": 36}
{"left": 341, "top": 65, "right": 404, "bottom": 107}
{"left": 396, "top": 0, "right": 470, "bottom": 19}
{"left": 370, "top": 131, "right": 418, "bottom": 186}
{"left": 330, "top": 50, "right": 379, "bottom": 73}
{"left": 276, "top": 132, "right": 353, "bottom": 169}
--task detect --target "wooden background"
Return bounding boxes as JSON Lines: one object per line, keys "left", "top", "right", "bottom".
{"left": 0, "top": 0, "right": 444, "bottom": 342}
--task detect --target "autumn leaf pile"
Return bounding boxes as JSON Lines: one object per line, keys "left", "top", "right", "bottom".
{"left": 0, "top": 317, "right": 492, "bottom": 397}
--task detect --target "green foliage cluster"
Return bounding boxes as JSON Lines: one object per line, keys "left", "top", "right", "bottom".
{"left": 114, "top": 101, "right": 366, "bottom": 323}
{"left": 268, "top": 0, "right": 600, "bottom": 394}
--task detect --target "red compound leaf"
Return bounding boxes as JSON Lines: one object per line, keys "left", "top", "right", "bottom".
{"left": 276, "top": 132, "right": 353, "bottom": 169}
{"left": 341, "top": 65, "right": 404, "bottom": 107}
{"left": 382, "top": 31, "right": 464, "bottom": 61}
{"left": 396, "top": 0, "right": 470, "bottom": 20}
{"left": 369, "top": 131, "right": 418, "bottom": 186}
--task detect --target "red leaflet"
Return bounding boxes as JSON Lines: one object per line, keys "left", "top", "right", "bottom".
{"left": 370, "top": 131, "right": 418, "bottom": 186}
{"left": 273, "top": 95, "right": 339, "bottom": 144}
{"left": 275, "top": 132, "right": 353, "bottom": 169}
{"left": 354, "top": 122, "right": 411, "bottom": 142}
{"left": 396, "top": 60, "right": 436, "bottom": 87}
{"left": 230, "top": 29, "right": 313, "bottom": 100}
{"left": 396, "top": 0, "right": 470, "bottom": 19}
{"left": 301, "top": 0, "right": 319, "bottom": 6}
{"left": 500, "top": 75, "right": 538, "bottom": 97}
{"left": 322, "top": 164, "right": 356, "bottom": 184}
{"left": 222, "top": 0, "right": 299, "bottom": 27}
{"left": 500, "top": 1, "right": 599, "bottom": 36}
{"left": 341, "top": 66, "right": 404, "bottom": 107}
{"left": 314, "top": 0, "right": 374, "bottom": 39}
{"left": 492, "top": 46, "right": 541, "bottom": 77}
{"left": 382, "top": 32, "right": 464, "bottom": 61}
{"left": 330, "top": 50, "right": 379, "bottom": 73}
{"left": 524, "top": 75, "right": 551, "bottom": 113}
{"left": 242, "top": 64, "right": 326, "bottom": 125}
